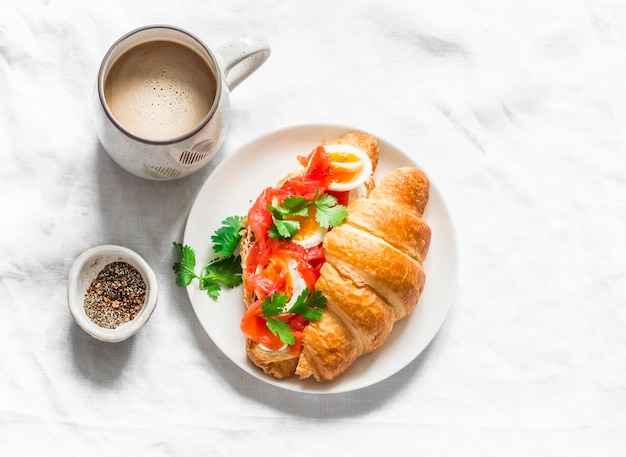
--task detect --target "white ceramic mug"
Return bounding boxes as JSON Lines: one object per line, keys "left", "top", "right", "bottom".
{"left": 93, "top": 25, "right": 270, "bottom": 180}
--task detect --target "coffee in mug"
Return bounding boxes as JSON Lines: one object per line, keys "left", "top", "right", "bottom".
{"left": 93, "top": 25, "right": 270, "bottom": 180}
{"left": 103, "top": 40, "right": 216, "bottom": 141}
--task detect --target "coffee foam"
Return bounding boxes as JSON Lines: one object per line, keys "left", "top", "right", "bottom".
{"left": 104, "top": 40, "right": 216, "bottom": 141}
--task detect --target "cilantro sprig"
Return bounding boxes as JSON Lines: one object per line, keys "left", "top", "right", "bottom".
{"left": 267, "top": 189, "right": 348, "bottom": 240}
{"left": 211, "top": 215, "right": 245, "bottom": 256}
{"left": 172, "top": 216, "right": 245, "bottom": 299}
{"left": 260, "top": 287, "right": 327, "bottom": 345}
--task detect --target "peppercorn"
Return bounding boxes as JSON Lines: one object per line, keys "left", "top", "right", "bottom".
{"left": 83, "top": 261, "right": 146, "bottom": 329}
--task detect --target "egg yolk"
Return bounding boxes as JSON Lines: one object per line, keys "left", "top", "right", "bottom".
{"left": 258, "top": 256, "right": 293, "bottom": 299}
{"left": 292, "top": 208, "right": 322, "bottom": 243}
{"left": 329, "top": 152, "right": 364, "bottom": 185}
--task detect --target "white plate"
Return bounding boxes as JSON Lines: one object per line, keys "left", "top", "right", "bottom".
{"left": 183, "top": 124, "right": 458, "bottom": 394}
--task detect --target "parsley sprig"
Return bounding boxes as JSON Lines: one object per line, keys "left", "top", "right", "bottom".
{"left": 267, "top": 189, "right": 348, "bottom": 240}
{"left": 172, "top": 216, "right": 245, "bottom": 299}
{"left": 261, "top": 287, "right": 327, "bottom": 345}
{"left": 211, "top": 215, "right": 246, "bottom": 257}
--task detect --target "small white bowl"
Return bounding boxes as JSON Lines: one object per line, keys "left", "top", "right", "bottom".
{"left": 68, "top": 244, "right": 158, "bottom": 342}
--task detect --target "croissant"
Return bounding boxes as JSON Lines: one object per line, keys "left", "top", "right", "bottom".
{"left": 295, "top": 167, "right": 431, "bottom": 381}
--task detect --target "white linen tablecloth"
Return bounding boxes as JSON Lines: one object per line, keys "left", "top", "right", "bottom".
{"left": 1, "top": 0, "right": 625, "bottom": 455}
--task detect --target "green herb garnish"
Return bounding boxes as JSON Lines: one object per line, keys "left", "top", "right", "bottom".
{"left": 266, "top": 189, "right": 348, "bottom": 240}
{"left": 260, "top": 287, "right": 327, "bottom": 345}
{"left": 172, "top": 216, "right": 245, "bottom": 299}
{"left": 211, "top": 215, "right": 245, "bottom": 257}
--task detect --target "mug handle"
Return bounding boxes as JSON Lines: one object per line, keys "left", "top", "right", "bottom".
{"left": 215, "top": 36, "right": 271, "bottom": 91}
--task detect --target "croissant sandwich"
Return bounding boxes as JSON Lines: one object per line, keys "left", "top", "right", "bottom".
{"left": 239, "top": 132, "right": 431, "bottom": 381}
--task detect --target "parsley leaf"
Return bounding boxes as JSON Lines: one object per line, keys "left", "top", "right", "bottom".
{"left": 287, "top": 288, "right": 327, "bottom": 321}
{"left": 261, "top": 291, "right": 290, "bottom": 317}
{"left": 313, "top": 193, "right": 348, "bottom": 229}
{"left": 200, "top": 255, "right": 243, "bottom": 298}
{"left": 259, "top": 293, "right": 294, "bottom": 345}
{"left": 259, "top": 288, "right": 327, "bottom": 345}
{"left": 269, "top": 218, "right": 300, "bottom": 239}
{"left": 211, "top": 215, "right": 245, "bottom": 256}
{"left": 172, "top": 243, "right": 197, "bottom": 287}
{"left": 279, "top": 195, "right": 311, "bottom": 217}
{"left": 266, "top": 189, "right": 347, "bottom": 240}
{"left": 172, "top": 215, "right": 245, "bottom": 299}
{"left": 172, "top": 241, "right": 243, "bottom": 299}
{"left": 265, "top": 318, "right": 296, "bottom": 345}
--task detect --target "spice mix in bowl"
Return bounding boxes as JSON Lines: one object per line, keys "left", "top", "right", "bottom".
{"left": 68, "top": 245, "right": 158, "bottom": 342}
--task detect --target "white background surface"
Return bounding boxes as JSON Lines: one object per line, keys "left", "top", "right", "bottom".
{"left": 1, "top": 0, "right": 625, "bottom": 455}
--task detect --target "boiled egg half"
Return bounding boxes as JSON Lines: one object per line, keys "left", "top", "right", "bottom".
{"left": 256, "top": 255, "right": 309, "bottom": 309}
{"left": 324, "top": 144, "right": 373, "bottom": 192}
